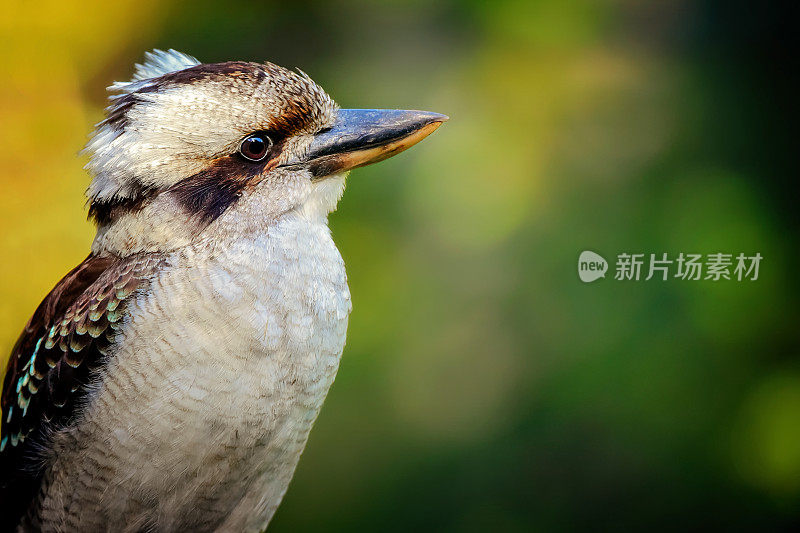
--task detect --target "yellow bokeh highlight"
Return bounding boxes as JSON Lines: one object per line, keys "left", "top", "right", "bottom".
{"left": 730, "top": 371, "right": 800, "bottom": 495}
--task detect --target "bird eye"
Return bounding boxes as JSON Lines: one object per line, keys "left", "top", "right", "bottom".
{"left": 239, "top": 134, "right": 272, "bottom": 162}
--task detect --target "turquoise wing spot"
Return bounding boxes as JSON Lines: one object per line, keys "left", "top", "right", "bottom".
{"left": 6, "top": 405, "right": 12, "bottom": 423}
{"left": 28, "top": 337, "right": 43, "bottom": 375}
{"left": 0, "top": 436, "right": 7, "bottom": 452}
{"left": 69, "top": 335, "right": 89, "bottom": 353}
{"left": 45, "top": 335, "right": 56, "bottom": 350}
{"left": 87, "top": 323, "right": 105, "bottom": 338}
{"left": 17, "top": 394, "right": 30, "bottom": 410}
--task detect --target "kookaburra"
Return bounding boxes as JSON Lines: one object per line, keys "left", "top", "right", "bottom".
{"left": 0, "top": 49, "right": 446, "bottom": 531}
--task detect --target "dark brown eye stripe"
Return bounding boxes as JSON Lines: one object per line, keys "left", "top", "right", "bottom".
{"left": 88, "top": 186, "right": 158, "bottom": 225}
{"left": 169, "top": 154, "right": 274, "bottom": 224}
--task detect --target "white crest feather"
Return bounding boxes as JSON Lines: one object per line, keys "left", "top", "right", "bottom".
{"left": 106, "top": 49, "right": 200, "bottom": 96}
{"left": 132, "top": 49, "right": 200, "bottom": 81}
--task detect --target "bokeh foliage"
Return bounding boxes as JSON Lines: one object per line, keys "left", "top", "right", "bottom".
{"left": 1, "top": 0, "right": 797, "bottom": 530}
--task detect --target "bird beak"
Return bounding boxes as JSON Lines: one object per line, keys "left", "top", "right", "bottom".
{"left": 283, "top": 109, "right": 448, "bottom": 178}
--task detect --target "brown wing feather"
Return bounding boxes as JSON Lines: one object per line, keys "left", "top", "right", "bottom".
{"left": 0, "top": 252, "right": 165, "bottom": 530}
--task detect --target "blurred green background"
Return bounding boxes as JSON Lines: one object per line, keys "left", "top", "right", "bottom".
{"left": 1, "top": 0, "right": 798, "bottom": 530}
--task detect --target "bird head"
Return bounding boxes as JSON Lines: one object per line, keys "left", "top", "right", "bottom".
{"left": 84, "top": 50, "right": 446, "bottom": 255}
